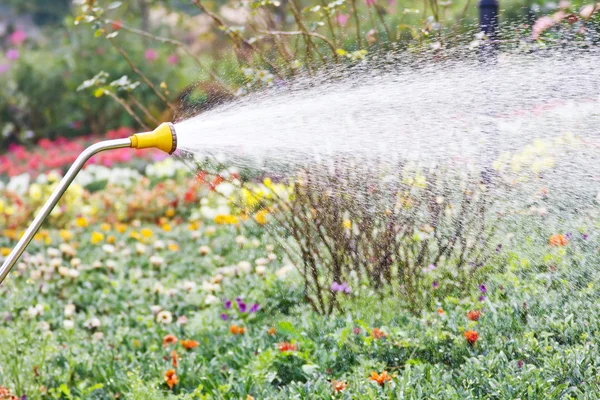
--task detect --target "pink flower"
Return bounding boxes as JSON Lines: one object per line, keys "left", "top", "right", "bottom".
{"left": 9, "top": 30, "right": 27, "bottom": 46}
{"left": 364, "top": 0, "right": 376, "bottom": 7}
{"left": 6, "top": 49, "right": 19, "bottom": 61}
{"left": 145, "top": 49, "right": 158, "bottom": 61}
{"left": 336, "top": 14, "right": 350, "bottom": 26}
{"left": 167, "top": 54, "right": 179, "bottom": 65}
{"left": 0, "top": 64, "right": 9, "bottom": 75}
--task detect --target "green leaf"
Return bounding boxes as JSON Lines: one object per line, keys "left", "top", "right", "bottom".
{"left": 277, "top": 321, "right": 299, "bottom": 337}
{"left": 301, "top": 364, "right": 319, "bottom": 375}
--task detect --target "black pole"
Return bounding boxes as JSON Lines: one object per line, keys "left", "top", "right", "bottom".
{"left": 479, "top": 0, "right": 499, "bottom": 60}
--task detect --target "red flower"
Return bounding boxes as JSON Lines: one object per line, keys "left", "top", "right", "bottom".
{"left": 467, "top": 310, "right": 481, "bottom": 321}
{"left": 464, "top": 330, "right": 479, "bottom": 345}
{"left": 278, "top": 342, "right": 298, "bottom": 352}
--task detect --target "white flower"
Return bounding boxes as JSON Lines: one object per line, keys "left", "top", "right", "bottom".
{"left": 149, "top": 255, "right": 165, "bottom": 267}
{"left": 150, "top": 305, "right": 162, "bottom": 315}
{"left": 63, "top": 320, "right": 75, "bottom": 330}
{"left": 256, "top": 265, "right": 267, "bottom": 276}
{"left": 70, "top": 258, "right": 81, "bottom": 268}
{"left": 38, "top": 321, "right": 51, "bottom": 332}
{"left": 152, "top": 282, "right": 165, "bottom": 294}
{"left": 235, "top": 235, "right": 247, "bottom": 246}
{"left": 92, "top": 260, "right": 103, "bottom": 269}
{"left": 251, "top": 239, "right": 261, "bottom": 248}
{"left": 204, "top": 226, "right": 216, "bottom": 236}
{"left": 238, "top": 261, "right": 251, "bottom": 273}
{"left": 266, "top": 244, "right": 275, "bottom": 252}
{"left": 204, "top": 294, "right": 219, "bottom": 305}
{"left": 267, "top": 253, "right": 277, "bottom": 261}
{"left": 92, "top": 332, "right": 104, "bottom": 341}
{"left": 67, "top": 269, "right": 80, "bottom": 279}
{"left": 64, "top": 304, "right": 76, "bottom": 317}
{"left": 27, "top": 304, "right": 45, "bottom": 318}
{"left": 59, "top": 244, "right": 76, "bottom": 257}
{"left": 276, "top": 265, "right": 295, "bottom": 278}
{"left": 210, "top": 274, "right": 224, "bottom": 284}
{"left": 106, "top": 260, "right": 117, "bottom": 270}
{"left": 199, "top": 245, "right": 211, "bottom": 256}
{"left": 182, "top": 281, "right": 196, "bottom": 292}
{"left": 58, "top": 266, "right": 69, "bottom": 277}
{"left": 84, "top": 317, "right": 101, "bottom": 329}
{"left": 50, "top": 258, "right": 62, "bottom": 268}
{"left": 255, "top": 258, "right": 268, "bottom": 266}
{"left": 191, "top": 231, "right": 201, "bottom": 239}
{"left": 102, "top": 244, "right": 115, "bottom": 254}
{"left": 177, "top": 315, "right": 188, "bottom": 325}
{"left": 201, "top": 281, "right": 221, "bottom": 292}
{"left": 47, "top": 248, "right": 60, "bottom": 258}
{"left": 156, "top": 310, "right": 173, "bottom": 324}
{"left": 153, "top": 240, "right": 166, "bottom": 250}
{"left": 136, "top": 243, "right": 147, "bottom": 254}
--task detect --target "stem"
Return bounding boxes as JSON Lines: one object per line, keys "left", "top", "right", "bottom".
{"left": 105, "top": 91, "right": 150, "bottom": 130}
{"left": 107, "top": 37, "right": 176, "bottom": 113}
{"left": 351, "top": 0, "right": 363, "bottom": 48}
{"left": 374, "top": 4, "right": 392, "bottom": 41}
{"left": 258, "top": 29, "right": 339, "bottom": 60}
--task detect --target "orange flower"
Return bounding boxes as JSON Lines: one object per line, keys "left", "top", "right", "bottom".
{"left": 278, "top": 342, "right": 298, "bottom": 352}
{"left": 171, "top": 350, "right": 178, "bottom": 367}
{"left": 180, "top": 339, "right": 199, "bottom": 350}
{"left": 437, "top": 308, "right": 444, "bottom": 315}
{"left": 464, "top": 330, "right": 479, "bottom": 345}
{"left": 268, "top": 327, "right": 276, "bottom": 336}
{"left": 163, "top": 334, "right": 178, "bottom": 347}
{"left": 164, "top": 369, "right": 179, "bottom": 389}
{"left": 230, "top": 325, "right": 246, "bottom": 335}
{"left": 467, "top": 310, "right": 481, "bottom": 321}
{"left": 369, "top": 371, "right": 392, "bottom": 386}
{"left": 549, "top": 234, "right": 568, "bottom": 246}
{"left": 371, "top": 327, "right": 386, "bottom": 339}
{"left": 332, "top": 380, "right": 347, "bottom": 392}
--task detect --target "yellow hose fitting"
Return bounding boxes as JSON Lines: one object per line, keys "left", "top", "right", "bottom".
{"left": 129, "top": 122, "right": 177, "bottom": 154}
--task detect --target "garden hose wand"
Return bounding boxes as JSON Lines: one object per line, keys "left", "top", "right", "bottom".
{"left": 0, "top": 122, "right": 177, "bottom": 285}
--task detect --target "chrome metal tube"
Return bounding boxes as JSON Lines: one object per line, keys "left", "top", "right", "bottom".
{"left": 0, "top": 138, "right": 132, "bottom": 284}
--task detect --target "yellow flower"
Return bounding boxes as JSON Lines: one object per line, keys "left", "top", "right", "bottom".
{"left": 130, "top": 231, "right": 141, "bottom": 240}
{"left": 3, "top": 230, "right": 17, "bottom": 240}
{"left": 91, "top": 232, "right": 105, "bottom": 245}
{"left": 29, "top": 184, "right": 42, "bottom": 201}
{"left": 76, "top": 217, "right": 88, "bottom": 228}
{"left": 255, "top": 210, "right": 268, "bottom": 225}
{"left": 107, "top": 235, "right": 116, "bottom": 244}
{"left": 342, "top": 219, "right": 352, "bottom": 229}
{"left": 141, "top": 228, "right": 153, "bottom": 238}
{"left": 166, "top": 208, "right": 175, "bottom": 218}
{"left": 215, "top": 215, "right": 239, "bottom": 225}
{"left": 100, "top": 223, "right": 111, "bottom": 232}
{"left": 1, "top": 248, "right": 11, "bottom": 256}
{"left": 162, "top": 223, "right": 172, "bottom": 232}
{"left": 188, "top": 222, "right": 199, "bottom": 231}
{"left": 0, "top": 199, "right": 3, "bottom": 214}
{"left": 60, "top": 229, "right": 74, "bottom": 241}
{"left": 168, "top": 243, "right": 180, "bottom": 251}
{"left": 115, "top": 223, "right": 128, "bottom": 234}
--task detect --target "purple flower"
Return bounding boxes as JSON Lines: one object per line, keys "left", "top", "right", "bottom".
{"left": 167, "top": 54, "right": 179, "bottom": 65}
{"left": 496, "top": 244, "right": 503, "bottom": 252}
{"left": 224, "top": 299, "right": 232, "bottom": 309}
{"left": 250, "top": 303, "right": 260, "bottom": 313}
{"left": 517, "top": 360, "right": 523, "bottom": 368}
{"left": 423, "top": 264, "right": 436, "bottom": 273}
{"left": 331, "top": 281, "right": 351, "bottom": 294}
{"left": 479, "top": 295, "right": 486, "bottom": 302}
{"left": 6, "top": 49, "right": 19, "bottom": 61}
{"left": 9, "top": 30, "right": 27, "bottom": 46}
{"left": 583, "top": 233, "right": 589, "bottom": 240}
{"left": 144, "top": 49, "right": 158, "bottom": 61}
{"left": 432, "top": 281, "right": 439, "bottom": 289}
{"left": 220, "top": 313, "right": 228, "bottom": 321}
{"left": 479, "top": 284, "right": 487, "bottom": 294}
{"left": 238, "top": 301, "right": 247, "bottom": 313}
{"left": 565, "top": 232, "right": 572, "bottom": 240}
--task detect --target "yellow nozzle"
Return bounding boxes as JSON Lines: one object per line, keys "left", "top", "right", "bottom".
{"left": 129, "top": 122, "right": 177, "bottom": 154}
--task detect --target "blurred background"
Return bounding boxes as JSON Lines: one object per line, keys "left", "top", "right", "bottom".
{"left": 0, "top": 0, "right": 597, "bottom": 152}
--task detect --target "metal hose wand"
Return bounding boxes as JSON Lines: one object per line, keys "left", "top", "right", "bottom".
{"left": 0, "top": 122, "right": 177, "bottom": 285}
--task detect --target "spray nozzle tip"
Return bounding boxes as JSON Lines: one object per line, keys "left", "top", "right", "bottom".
{"left": 129, "top": 122, "right": 177, "bottom": 154}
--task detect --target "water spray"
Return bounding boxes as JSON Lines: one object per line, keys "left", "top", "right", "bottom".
{"left": 0, "top": 122, "right": 177, "bottom": 285}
